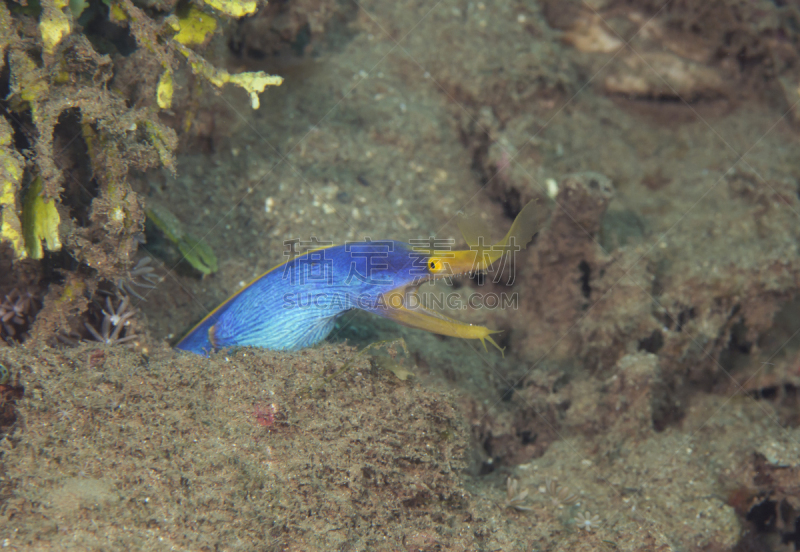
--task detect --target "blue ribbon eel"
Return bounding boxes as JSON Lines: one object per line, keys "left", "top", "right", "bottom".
{"left": 175, "top": 200, "right": 546, "bottom": 356}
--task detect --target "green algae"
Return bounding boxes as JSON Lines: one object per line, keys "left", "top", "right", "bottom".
{"left": 146, "top": 204, "right": 218, "bottom": 275}
{"left": 22, "top": 176, "right": 61, "bottom": 260}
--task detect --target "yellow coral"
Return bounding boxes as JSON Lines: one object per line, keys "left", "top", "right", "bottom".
{"left": 228, "top": 71, "right": 284, "bottom": 109}
{"left": 0, "top": 3, "right": 13, "bottom": 62}
{"left": 142, "top": 121, "right": 176, "bottom": 170}
{"left": 56, "top": 279, "right": 84, "bottom": 303}
{"left": 10, "top": 51, "right": 49, "bottom": 116}
{"left": 157, "top": 68, "right": 174, "bottom": 109}
{"left": 0, "top": 219, "right": 25, "bottom": 258}
{"left": 0, "top": 116, "right": 26, "bottom": 259}
{"left": 174, "top": 8, "right": 217, "bottom": 46}
{"left": 109, "top": 3, "right": 127, "bottom": 23}
{"left": 39, "top": 0, "right": 72, "bottom": 55}
{"left": 203, "top": 0, "right": 257, "bottom": 18}
{"left": 180, "top": 44, "right": 283, "bottom": 109}
{"left": 0, "top": 151, "right": 22, "bottom": 207}
{"left": 22, "top": 176, "right": 62, "bottom": 260}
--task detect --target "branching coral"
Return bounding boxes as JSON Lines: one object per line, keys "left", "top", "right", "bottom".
{"left": 0, "top": 0, "right": 281, "bottom": 255}
{"left": 0, "top": 0, "right": 282, "bottom": 344}
{"left": 1, "top": 5, "right": 178, "bottom": 278}
{"left": 115, "top": 0, "right": 283, "bottom": 110}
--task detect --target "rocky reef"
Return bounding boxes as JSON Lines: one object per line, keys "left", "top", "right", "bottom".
{"left": 3, "top": 0, "right": 800, "bottom": 550}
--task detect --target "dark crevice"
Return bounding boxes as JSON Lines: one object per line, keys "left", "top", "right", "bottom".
{"left": 84, "top": 3, "right": 137, "bottom": 56}
{"left": 578, "top": 260, "right": 591, "bottom": 299}
{"left": 0, "top": 375, "right": 24, "bottom": 439}
{"left": 719, "top": 320, "right": 753, "bottom": 375}
{"left": 783, "top": 514, "right": 800, "bottom": 549}
{"left": 500, "top": 380, "right": 522, "bottom": 402}
{"left": 500, "top": 188, "right": 522, "bottom": 221}
{"left": 518, "top": 430, "right": 536, "bottom": 445}
{"left": 638, "top": 329, "right": 664, "bottom": 354}
{"left": 651, "top": 392, "right": 684, "bottom": 433}
{"left": 675, "top": 306, "right": 696, "bottom": 332}
{"left": 53, "top": 111, "right": 97, "bottom": 228}
{"left": 746, "top": 497, "right": 800, "bottom": 550}
{"left": 229, "top": 0, "right": 359, "bottom": 62}
{"left": 747, "top": 498, "right": 778, "bottom": 532}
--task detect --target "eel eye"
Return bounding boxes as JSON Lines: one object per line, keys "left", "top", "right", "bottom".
{"left": 428, "top": 258, "right": 443, "bottom": 273}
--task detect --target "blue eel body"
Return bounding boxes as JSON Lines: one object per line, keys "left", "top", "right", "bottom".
{"left": 175, "top": 240, "right": 427, "bottom": 355}
{"left": 176, "top": 199, "right": 545, "bottom": 356}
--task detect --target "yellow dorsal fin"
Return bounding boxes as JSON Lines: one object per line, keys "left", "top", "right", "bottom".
{"left": 456, "top": 214, "right": 493, "bottom": 250}
{"left": 496, "top": 198, "right": 549, "bottom": 251}
{"left": 454, "top": 199, "right": 549, "bottom": 269}
{"left": 456, "top": 214, "right": 493, "bottom": 269}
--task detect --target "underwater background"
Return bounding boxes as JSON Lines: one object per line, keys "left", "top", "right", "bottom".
{"left": 2, "top": 0, "right": 800, "bottom": 550}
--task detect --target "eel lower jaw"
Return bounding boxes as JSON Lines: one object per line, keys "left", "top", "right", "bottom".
{"left": 379, "top": 280, "right": 502, "bottom": 340}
